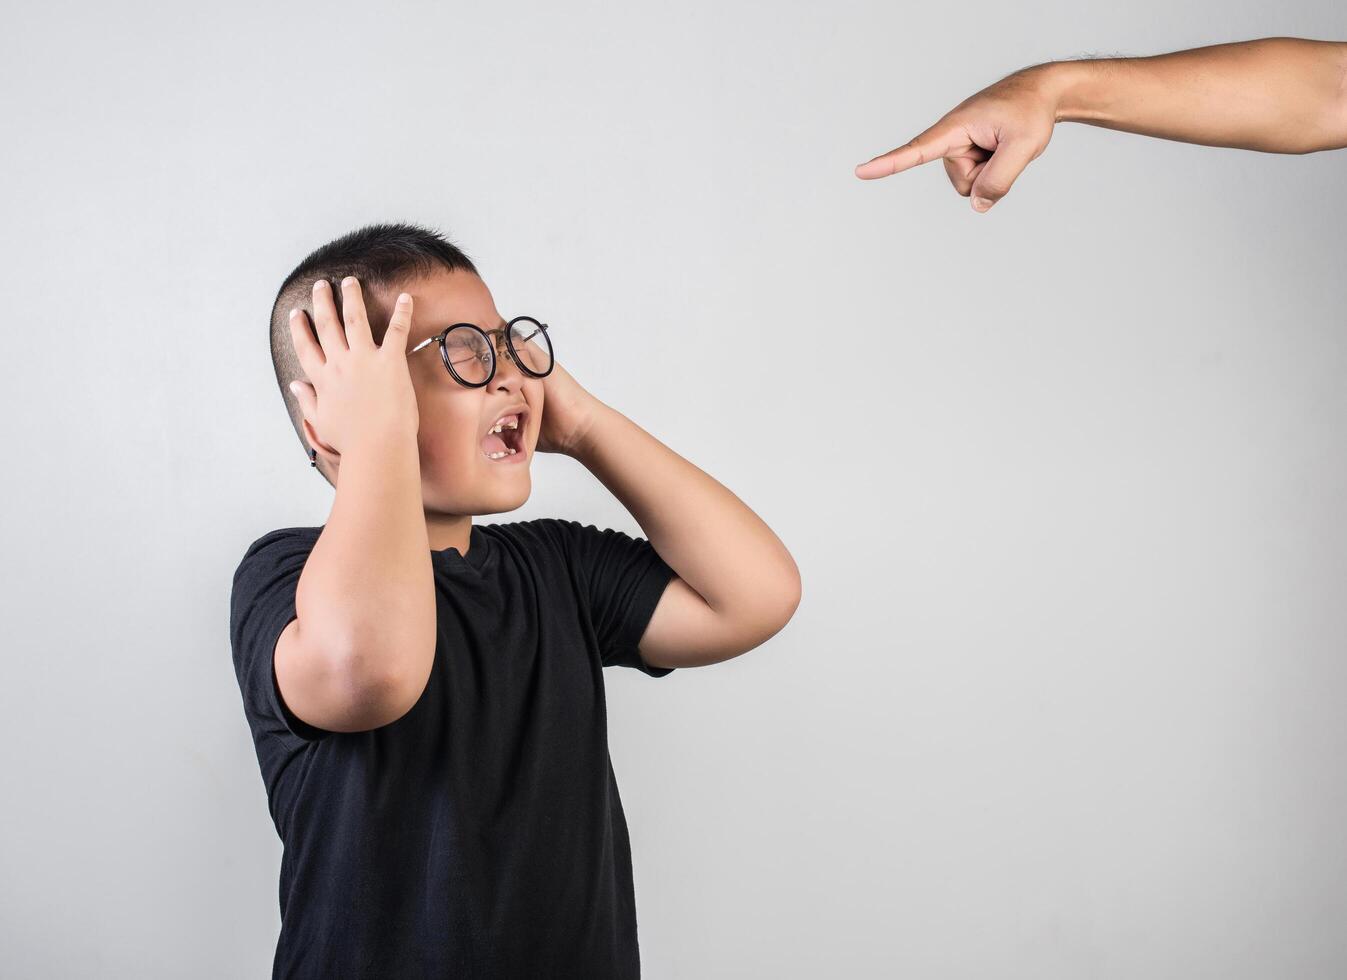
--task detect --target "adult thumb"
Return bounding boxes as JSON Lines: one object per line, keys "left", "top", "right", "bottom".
{"left": 968, "top": 139, "right": 1037, "bottom": 212}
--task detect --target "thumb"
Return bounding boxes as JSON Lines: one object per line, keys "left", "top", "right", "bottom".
{"left": 967, "top": 139, "right": 1037, "bottom": 212}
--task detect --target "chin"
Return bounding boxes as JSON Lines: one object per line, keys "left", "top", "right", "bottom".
{"left": 422, "top": 447, "right": 535, "bottom": 515}
{"left": 456, "top": 468, "right": 534, "bottom": 517}
{"left": 477, "top": 484, "right": 532, "bottom": 516}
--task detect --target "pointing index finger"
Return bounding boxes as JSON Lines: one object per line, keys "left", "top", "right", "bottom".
{"left": 854, "top": 123, "right": 960, "bottom": 180}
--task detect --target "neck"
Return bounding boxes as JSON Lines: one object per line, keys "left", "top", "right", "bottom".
{"left": 425, "top": 512, "right": 474, "bottom": 554}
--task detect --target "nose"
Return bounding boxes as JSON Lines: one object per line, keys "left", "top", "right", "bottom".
{"left": 489, "top": 330, "right": 527, "bottom": 382}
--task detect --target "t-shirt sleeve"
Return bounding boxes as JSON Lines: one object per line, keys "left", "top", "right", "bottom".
{"left": 229, "top": 527, "right": 332, "bottom": 743}
{"left": 549, "top": 518, "right": 679, "bottom": 678}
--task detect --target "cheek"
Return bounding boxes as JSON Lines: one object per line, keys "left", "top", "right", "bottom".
{"left": 421, "top": 426, "right": 477, "bottom": 461}
{"left": 415, "top": 390, "right": 483, "bottom": 459}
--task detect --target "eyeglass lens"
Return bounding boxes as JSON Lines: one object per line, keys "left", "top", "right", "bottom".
{"left": 443, "top": 319, "right": 553, "bottom": 385}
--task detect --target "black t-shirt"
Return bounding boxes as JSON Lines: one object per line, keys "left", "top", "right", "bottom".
{"left": 228, "top": 517, "right": 678, "bottom": 979}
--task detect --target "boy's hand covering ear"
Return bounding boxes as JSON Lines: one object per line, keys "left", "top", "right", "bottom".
{"left": 286, "top": 278, "right": 421, "bottom": 462}
{"left": 853, "top": 68, "right": 1056, "bottom": 212}
{"left": 534, "top": 359, "right": 602, "bottom": 458}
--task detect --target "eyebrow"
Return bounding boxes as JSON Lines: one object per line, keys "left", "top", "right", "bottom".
{"left": 414, "top": 317, "right": 509, "bottom": 345}
{"left": 443, "top": 317, "right": 508, "bottom": 333}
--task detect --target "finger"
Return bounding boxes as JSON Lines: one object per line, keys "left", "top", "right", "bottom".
{"left": 854, "top": 122, "right": 964, "bottom": 180}
{"left": 943, "top": 156, "right": 981, "bottom": 197}
{"left": 287, "top": 379, "right": 317, "bottom": 420}
{"left": 339, "top": 276, "right": 375, "bottom": 349}
{"left": 968, "top": 139, "right": 1039, "bottom": 212}
{"left": 311, "top": 278, "right": 349, "bottom": 353}
{"left": 288, "top": 308, "right": 326, "bottom": 373}
{"left": 380, "top": 292, "right": 414, "bottom": 355}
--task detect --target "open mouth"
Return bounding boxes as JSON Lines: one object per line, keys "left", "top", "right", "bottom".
{"left": 481, "top": 409, "right": 527, "bottom": 461}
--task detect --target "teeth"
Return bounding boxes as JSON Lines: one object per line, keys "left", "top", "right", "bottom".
{"left": 484, "top": 414, "right": 522, "bottom": 460}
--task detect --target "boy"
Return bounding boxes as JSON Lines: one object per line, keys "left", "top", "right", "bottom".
{"left": 230, "top": 222, "right": 801, "bottom": 978}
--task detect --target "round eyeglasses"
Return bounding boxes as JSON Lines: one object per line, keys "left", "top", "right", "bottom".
{"left": 409, "top": 316, "right": 554, "bottom": 387}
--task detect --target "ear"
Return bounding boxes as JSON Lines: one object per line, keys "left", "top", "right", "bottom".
{"left": 301, "top": 416, "right": 340, "bottom": 469}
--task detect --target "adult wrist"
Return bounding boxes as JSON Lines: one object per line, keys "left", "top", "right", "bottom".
{"left": 1031, "top": 59, "right": 1117, "bottom": 126}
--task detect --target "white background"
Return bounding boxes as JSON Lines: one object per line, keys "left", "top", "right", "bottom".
{"left": 2, "top": 1, "right": 1345, "bottom": 976}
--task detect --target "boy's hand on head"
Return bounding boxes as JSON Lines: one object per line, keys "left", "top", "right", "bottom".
{"left": 286, "top": 277, "right": 420, "bottom": 460}
{"left": 853, "top": 66, "right": 1057, "bottom": 212}
{"left": 534, "top": 359, "right": 603, "bottom": 458}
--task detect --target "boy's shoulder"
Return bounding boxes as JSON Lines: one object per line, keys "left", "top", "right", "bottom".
{"left": 233, "top": 525, "right": 322, "bottom": 577}
{"left": 239, "top": 524, "right": 323, "bottom": 552}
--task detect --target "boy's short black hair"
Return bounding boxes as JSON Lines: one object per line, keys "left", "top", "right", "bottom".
{"left": 269, "top": 222, "right": 478, "bottom": 481}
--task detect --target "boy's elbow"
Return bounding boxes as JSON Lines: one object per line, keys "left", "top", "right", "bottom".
{"left": 775, "top": 569, "right": 802, "bottom": 629}
{"left": 746, "top": 567, "right": 803, "bottom": 644}
{"left": 778, "top": 557, "right": 803, "bottom": 620}
{"left": 329, "top": 634, "right": 435, "bottom": 731}
{"left": 1333, "top": 44, "right": 1347, "bottom": 149}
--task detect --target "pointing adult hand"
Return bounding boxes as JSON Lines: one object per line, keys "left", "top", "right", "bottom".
{"left": 854, "top": 67, "right": 1059, "bottom": 213}
{"left": 854, "top": 39, "right": 1347, "bottom": 214}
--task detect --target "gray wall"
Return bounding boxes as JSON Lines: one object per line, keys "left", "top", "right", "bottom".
{"left": 2, "top": 1, "right": 1345, "bottom": 977}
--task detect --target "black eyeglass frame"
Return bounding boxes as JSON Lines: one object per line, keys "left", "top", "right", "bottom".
{"left": 408, "top": 316, "right": 554, "bottom": 388}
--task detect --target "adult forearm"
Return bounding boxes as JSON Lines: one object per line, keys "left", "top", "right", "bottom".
{"left": 296, "top": 430, "right": 436, "bottom": 691}
{"left": 1035, "top": 37, "right": 1347, "bottom": 153}
{"left": 572, "top": 403, "right": 799, "bottom": 617}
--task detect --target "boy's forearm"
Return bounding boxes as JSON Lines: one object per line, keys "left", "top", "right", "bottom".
{"left": 572, "top": 403, "right": 800, "bottom": 618}
{"left": 1034, "top": 37, "right": 1347, "bottom": 153}
{"left": 296, "top": 431, "right": 437, "bottom": 690}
